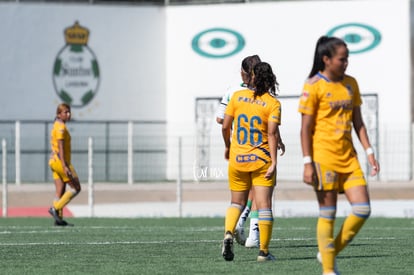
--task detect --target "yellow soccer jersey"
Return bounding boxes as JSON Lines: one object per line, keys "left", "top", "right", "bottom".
{"left": 50, "top": 120, "right": 71, "bottom": 164}
{"left": 298, "top": 73, "right": 362, "bottom": 173}
{"left": 225, "top": 88, "right": 281, "bottom": 171}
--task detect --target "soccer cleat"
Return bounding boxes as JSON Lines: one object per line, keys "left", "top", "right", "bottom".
{"left": 54, "top": 220, "right": 74, "bottom": 227}
{"left": 317, "top": 251, "right": 322, "bottom": 263}
{"left": 245, "top": 237, "right": 259, "bottom": 248}
{"left": 58, "top": 209, "right": 63, "bottom": 219}
{"left": 234, "top": 226, "right": 246, "bottom": 245}
{"left": 48, "top": 207, "right": 63, "bottom": 224}
{"left": 257, "top": 250, "right": 276, "bottom": 262}
{"left": 222, "top": 231, "right": 234, "bottom": 261}
{"left": 317, "top": 252, "right": 340, "bottom": 275}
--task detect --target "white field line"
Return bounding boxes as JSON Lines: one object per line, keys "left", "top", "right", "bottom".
{"left": 0, "top": 236, "right": 398, "bottom": 247}
{"left": 1, "top": 225, "right": 413, "bottom": 236}
{"left": 68, "top": 200, "right": 414, "bottom": 218}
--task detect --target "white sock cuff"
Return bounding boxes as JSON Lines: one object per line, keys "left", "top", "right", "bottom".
{"left": 230, "top": 203, "right": 244, "bottom": 211}
{"left": 351, "top": 203, "right": 371, "bottom": 218}
{"left": 319, "top": 206, "right": 336, "bottom": 220}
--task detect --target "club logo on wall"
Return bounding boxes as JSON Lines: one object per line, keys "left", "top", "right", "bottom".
{"left": 191, "top": 28, "right": 245, "bottom": 58}
{"left": 53, "top": 21, "right": 100, "bottom": 108}
{"left": 327, "top": 23, "right": 381, "bottom": 54}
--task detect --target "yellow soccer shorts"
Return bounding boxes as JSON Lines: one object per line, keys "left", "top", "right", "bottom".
{"left": 313, "top": 161, "right": 366, "bottom": 193}
{"left": 228, "top": 162, "right": 276, "bottom": 192}
{"left": 49, "top": 157, "right": 78, "bottom": 182}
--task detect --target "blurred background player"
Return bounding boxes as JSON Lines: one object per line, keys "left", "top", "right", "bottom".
{"left": 298, "top": 36, "right": 380, "bottom": 275}
{"left": 48, "top": 103, "right": 82, "bottom": 226}
{"left": 221, "top": 61, "right": 281, "bottom": 262}
{"left": 217, "top": 55, "right": 285, "bottom": 248}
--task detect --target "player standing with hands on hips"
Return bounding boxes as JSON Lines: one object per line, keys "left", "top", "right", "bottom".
{"left": 48, "top": 103, "right": 81, "bottom": 226}
{"left": 298, "top": 36, "right": 380, "bottom": 275}
{"left": 222, "top": 62, "right": 281, "bottom": 262}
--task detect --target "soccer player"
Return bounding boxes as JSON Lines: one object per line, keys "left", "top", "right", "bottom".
{"left": 217, "top": 55, "right": 285, "bottom": 248}
{"left": 221, "top": 62, "right": 281, "bottom": 262}
{"left": 298, "top": 36, "right": 380, "bottom": 275}
{"left": 48, "top": 103, "right": 81, "bottom": 226}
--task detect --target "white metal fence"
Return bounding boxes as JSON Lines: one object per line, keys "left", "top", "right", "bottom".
{"left": 2, "top": 93, "right": 414, "bottom": 184}
{"left": 0, "top": 120, "right": 167, "bottom": 183}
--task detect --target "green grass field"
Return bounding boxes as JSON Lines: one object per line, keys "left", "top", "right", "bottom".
{"left": 0, "top": 217, "right": 413, "bottom": 275}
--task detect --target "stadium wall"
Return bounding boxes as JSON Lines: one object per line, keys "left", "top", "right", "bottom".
{"left": 166, "top": 0, "right": 411, "bottom": 181}
{"left": 0, "top": 0, "right": 411, "bottom": 182}
{"left": 0, "top": 3, "right": 166, "bottom": 121}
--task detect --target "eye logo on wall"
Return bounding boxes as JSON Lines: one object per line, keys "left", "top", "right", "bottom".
{"left": 191, "top": 28, "right": 245, "bottom": 58}
{"left": 327, "top": 23, "right": 381, "bottom": 54}
{"left": 53, "top": 21, "right": 100, "bottom": 108}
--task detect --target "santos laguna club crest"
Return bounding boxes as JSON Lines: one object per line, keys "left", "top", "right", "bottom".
{"left": 53, "top": 21, "right": 100, "bottom": 107}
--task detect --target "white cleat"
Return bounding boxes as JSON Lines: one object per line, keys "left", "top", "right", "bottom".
{"left": 234, "top": 226, "right": 246, "bottom": 245}
{"left": 245, "top": 237, "right": 259, "bottom": 248}
{"left": 317, "top": 252, "right": 340, "bottom": 275}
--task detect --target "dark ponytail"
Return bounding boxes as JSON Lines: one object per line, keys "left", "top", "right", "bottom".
{"left": 253, "top": 62, "right": 279, "bottom": 99}
{"left": 308, "top": 36, "right": 347, "bottom": 78}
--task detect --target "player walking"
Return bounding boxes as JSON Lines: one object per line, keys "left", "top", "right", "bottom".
{"left": 48, "top": 103, "right": 81, "bottom": 226}
{"left": 298, "top": 36, "right": 380, "bottom": 275}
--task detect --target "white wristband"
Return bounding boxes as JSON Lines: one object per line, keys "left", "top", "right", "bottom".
{"left": 366, "top": 147, "right": 374, "bottom": 155}
{"left": 303, "top": 156, "right": 312, "bottom": 164}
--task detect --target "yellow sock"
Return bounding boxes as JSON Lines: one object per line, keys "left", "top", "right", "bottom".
{"left": 258, "top": 209, "right": 273, "bottom": 254}
{"left": 317, "top": 217, "right": 336, "bottom": 273}
{"left": 53, "top": 199, "right": 59, "bottom": 210}
{"left": 52, "top": 200, "right": 63, "bottom": 218}
{"left": 54, "top": 191, "right": 75, "bottom": 210}
{"left": 335, "top": 213, "right": 367, "bottom": 254}
{"left": 224, "top": 204, "right": 243, "bottom": 235}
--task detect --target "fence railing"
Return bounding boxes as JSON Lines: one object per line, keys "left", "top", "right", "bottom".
{"left": 0, "top": 120, "right": 167, "bottom": 183}
{"left": 1, "top": 116, "right": 414, "bottom": 184}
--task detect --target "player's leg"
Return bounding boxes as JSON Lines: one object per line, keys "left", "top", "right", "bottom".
{"left": 314, "top": 162, "right": 339, "bottom": 274}
{"left": 222, "top": 165, "right": 250, "bottom": 261}
{"left": 245, "top": 196, "right": 259, "bottom": 248}
{"left": 55, "top": 183, "right": 75, "bottom": 227}
{"left": 49, "top": 163, "right": 80, "bottom": 226}
{"left": 48, "top": 159, "right": 66, "bottom": 224}
{"left": 53, "top": 165, "right": 81, "bottom": 211}
{"left": 252, "top": 163, "right": 276, "bottom": 261}
{"left": 56, "top": 184, "right": 73, "bottom": 226}
{"left": 316, "top": 191, "right": 338, "bottom": 274}
{"left": 253, "top": 186, "right": 275, "bottom": 261}
{"left": 224, "top": 191, "right": 249, "bottom": 236}
{"left": 57, "top": 184, "right": 66, "bottom": 221}
{"left": 334, "top": 169, "right": 371, "bottom": 255}
{"left": 234, "top": 190, "right": 253, "bottom": 245}
{"left": 49, "top": 178, "right": 66, "bottom": 224}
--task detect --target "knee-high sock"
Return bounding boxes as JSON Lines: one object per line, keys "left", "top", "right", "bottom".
{"left": 258, "top": 209, "right": 273, "bottom": 254}
{"left": 248, "top": 210, "right": 259, "bottom": 240}
{"left": 335, "top": 202, "right": 371, "bottom": 255}
{"left": 236, "top": 200, "right": 252, "bottom": 228}
{"left": 318, "top": 207, "right": 336, "bottom": 274}
{"left": 53, "top": 190, "right": 78, "bottom": 211}
{"left": 224, "top": 203, "right": 243, "bottom": 235}
{"left": 52, "top": 198, "right": 63, "bottom": 218}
